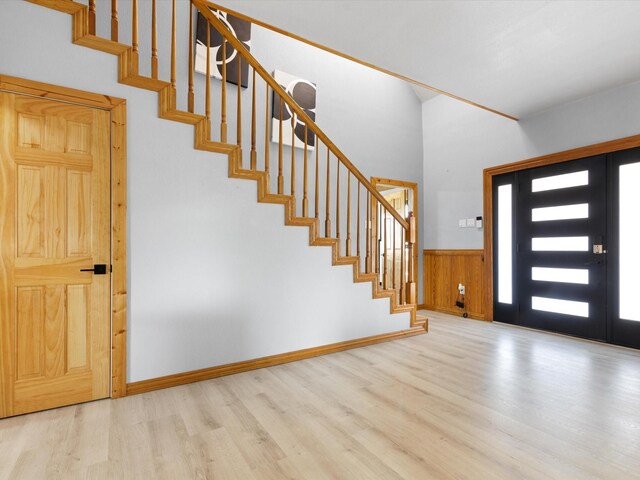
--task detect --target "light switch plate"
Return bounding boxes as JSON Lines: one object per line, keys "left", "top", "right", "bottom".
{"left": 458, "top": 219, "right": 466, "bottom": 228}
{"left": 466, "top": 218, "right": 476, "bottom": 227}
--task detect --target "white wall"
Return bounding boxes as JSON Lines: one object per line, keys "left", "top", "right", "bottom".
{"left": 423, "top": 79, "right": 640, "bottom": 249}
{"left": 1, "top": 1, "right": 423, "bottom": 382}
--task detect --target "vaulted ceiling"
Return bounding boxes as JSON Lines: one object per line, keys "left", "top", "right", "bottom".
{"left": 216, "top": 0, "right": 640, "bottom": 119}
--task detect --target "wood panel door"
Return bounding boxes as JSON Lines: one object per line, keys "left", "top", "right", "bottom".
{"left": 379, "top": 189, "right": 407, "bottom": 289}
{"left": 0, "top": 92, "right": 111, "bottom": 418}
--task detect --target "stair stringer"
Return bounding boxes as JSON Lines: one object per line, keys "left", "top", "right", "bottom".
{"left": 26, "top": 0, "right": 426, "bottom": 333}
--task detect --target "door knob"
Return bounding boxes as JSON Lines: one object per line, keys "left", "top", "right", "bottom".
{"left": 593, "top": 245, "right": 607, "bottom": 254}
{"left": 80, "top": 264, "right": 108, "bottom": 275}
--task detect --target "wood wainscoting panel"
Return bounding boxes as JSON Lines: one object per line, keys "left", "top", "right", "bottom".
{"left": 423, "top": 249, "right": 485, "bottom": 320}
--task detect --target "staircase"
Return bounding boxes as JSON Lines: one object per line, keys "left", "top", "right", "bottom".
{"left": 27, "top": 0, "right": 426, "bottom": 336}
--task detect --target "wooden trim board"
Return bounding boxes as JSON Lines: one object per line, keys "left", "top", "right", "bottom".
{"left": 110, "top": 103, "right": 128, "bottom": 398}
{"left": 482, "top": 134, "right": 640, "bottom": 321}
{"left": 127, "top": 326, "right": 426, "bottom": 395}
{"left": 0, "top": 74, "right": 124, "bottom": 109}
{"left": 0, "top": 74, "right": 128, "bottom": 398}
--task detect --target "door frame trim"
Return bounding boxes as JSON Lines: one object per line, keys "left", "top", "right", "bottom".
{"left": 371, "top": 177, "right": 419, "bottom": 289}
{"left": 0, "top": 74, "right": 128, "bottom": 399}
{"left": 483, "top": 134, "right": 640, "bottom": 322}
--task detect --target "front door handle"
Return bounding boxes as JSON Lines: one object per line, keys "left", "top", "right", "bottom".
{"left": 80, "top": 264, "right": 108, "bottom": 275}
{"left": 593, "top": 245, "right": 607, "bottom": 254}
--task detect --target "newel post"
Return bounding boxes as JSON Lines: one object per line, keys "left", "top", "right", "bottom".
{"left": 406, "top": 211, "right": 417, "bottom": 305}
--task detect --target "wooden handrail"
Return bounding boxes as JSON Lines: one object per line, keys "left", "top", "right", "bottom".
{"left": 193, "top": 0, "right": 408, "bottom": 230}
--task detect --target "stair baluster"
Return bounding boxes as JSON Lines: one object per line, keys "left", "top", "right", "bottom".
{"left": 221, "top": 39, "right": 227, "bottom": 142}
{"left": 406, "top": 212, "right": 417, "bottom": 304}
{"left": 314, "top": 143, "right": 319, "bottom": 221}
{"left": 346, "top": 171, "right": 351, "bottom": 256}
{"left": 325, "top": 149, "right": 331, "bottom": 237}
{"left": 151, "top": 0, "right": 158, "bottom": 79}
{"left": 205, "top": 19, "right": 211, "bottom": 132}
{"left": 171, "top": 0, "right": 176, "bottom": 89}
{"left": 251, "top": 69, "right": 257, "bottom": 170}
{"left": 400, "top": 228, "right": 406, "bottom": 305}
{"left": 336, "top": 158, "right": 340, "bottom": 242}
{"left": 383, "top": 208, "right": 387, "bottom": 289}
{"left": 188, "top": 1, "right": 194, "bottom": 113}
{"left": 303, "top": 127, "right": 309, "bottom": 217}
{"left": 111, "top": 0, "right": 118, "bottom": 42}
{"left": 237, "top": 57, "right": 242, "bottom": 165}
{"left": 356, "top": 182, "right": 361, "bottom": 262}
{"left": 88, "top": 0, "right": 96, "bottom": 35}
{"left": 392, "top": 219, "right": 397, "bottom": 293}
{"left": 131, "top": 0, "right": 138, "bottom": 74}
{"left": 290, "top": 117, "right": 296, "bottom": 213}
{"left": 264, "top": 84, "right": 270, "bottom": 177}
{"left": 366, "top": 191, "right": 371, "bottom": 273}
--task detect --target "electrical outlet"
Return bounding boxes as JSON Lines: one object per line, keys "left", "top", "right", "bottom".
{"left": 458, "top": 284, "right": 465, "bottom": 295}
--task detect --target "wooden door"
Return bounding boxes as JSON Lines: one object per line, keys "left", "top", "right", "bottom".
{"left": 372, "top": 177, "right": 419, "bottom": 301}
{"left": 382, "top": 190, "right": 406, "bottom": 290}
{"left": 0, "top": 92, "right": 111, "bottom": 417}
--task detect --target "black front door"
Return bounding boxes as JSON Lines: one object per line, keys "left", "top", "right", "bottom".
{"left": 493, "top": 148, "right": 640, "bottom": 349}
{"left": 517, "top": 155, "right": 607, "bottom": 340}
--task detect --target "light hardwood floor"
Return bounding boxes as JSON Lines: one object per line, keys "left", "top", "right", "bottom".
{"left": 1, "top": 310, "right": 639, "bottom": 479}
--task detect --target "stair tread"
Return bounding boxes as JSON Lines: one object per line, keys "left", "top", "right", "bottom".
{"left": 75, "top": 34, "right": 129, "bottom": 55}
{"left": 122, "top": 74, "right": 169, "bottom": 92}
{"left": 196, "top": 139, "right": 236, "bottom": 154}
{"left": 263, "top": 193, "right": 291, "bottom": 200}
{"left": 160, "top": 108, "right": 205, "bottom": 125}
{"left": 288, "top": 217, "right": 317, "bottom": 226}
